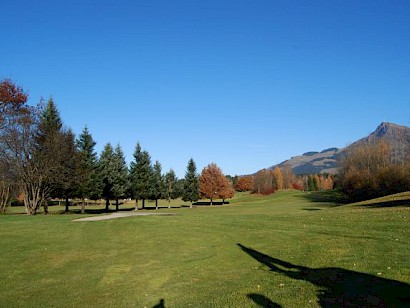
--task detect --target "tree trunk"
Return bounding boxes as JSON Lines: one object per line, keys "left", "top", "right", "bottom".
{"left": 116, "top": 198, "right": 119, "bottom": 211}
{"left": 23, "top": 181, "right": 45, "bottom": 215}
{"left": 105, "top": 197, "right": 110, "bottom": 212}
{"left": 155, "top": 199, "right": 158, "bottom": 210}
{"left": 0, "top": 182, "right": 11, "bottom": 214}
{"left": 81, "top": 198, "right": 85, "bottom": 214}
{"left": 142, "top": 198, "right": 145, "bottom": 209}
{"left": 190, "top": 201, "right": 193, "bottom": 208}
{"left": 41, "top": 198, "right": 48, "bottom": 215}
{"left": 210, "top": 199, "right": 213, "bottom": 206}
{"left": 65, "top": 196, "right": 70, "bottom": 212}
{"left": 222, "top": 199, "right": 225, "bottom": 204}
{"left": 135, "top": 199, "right": 139, "bottom": 211}
{"left": 168, "top": 197, "right": 171, "bottom": 209}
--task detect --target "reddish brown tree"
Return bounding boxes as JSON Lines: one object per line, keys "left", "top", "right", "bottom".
{"left": 235, "top": 176, "right": 254, "bottom": 192}
{"left": 253, "top": 169, "right": 275, "bottom": 195}
{"left": 220, "top": 176, "right": 235, "bottom": 203}
{"left": 0, "top": 79, "right": 29, "bottom": 122}
{"left": 199, "top": 163, "right": 229, "bottom": 205}
{"left": 0, "top": 79, "right": 31, "bottom": 213}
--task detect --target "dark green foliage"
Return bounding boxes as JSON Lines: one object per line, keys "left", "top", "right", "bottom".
{"left": 182, "top": 158, "right": 199, "bottom": 205}
{"left": 38, "top": 97, "right": 62, "bottom": 133}
{"left": 164, "top": 169, "right": 179, "bottom": 208}
{"left": 129, "top": 143, "right": 152, "bottom": 209}
{"left": 76, "top": 126, "right": 101, "bottom": 201}
{"left": 226, "top": 175, "right": 239, "bottom": 187}
{"left": 98, "top": 143, "right": 129, "bottom": 211}
{"left": 306, "top": 175, "right": 317, "bottom": 191}
{"left": 59, "top": 129, "right": 83, "bottom": 212}
{"left": 98, "top": 143, "right": 116, "bottom": 211}
{"left": 112, "top": 144, "right": 129, "bottom": 210}
{"left": 150, "top": 160, "right": 164, "bottom": 209}
{"left": 35, "top": 98, "right": 75, "bottom": 213}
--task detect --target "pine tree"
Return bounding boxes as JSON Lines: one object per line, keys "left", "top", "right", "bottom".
{"left": 38, "top": 97, "right": 63, "bottom": 135}
{"left": 164, "top": 169, "right": 178, "bottom": 208}
{"left": 182, "top": 158, "right": 199, "bottom": 208}
{"left": 60, "top": 129, "right": 82, "bottom": 212}
{"left": 129, "top": 143, "right": 152, "bottom": 210}
{"left": 35, "top": 97, "right": 66, "bottom": 214}
{"left": 99, "top": 143, "right": 116, "bottom": 212}
{"left": 150, "top": 160, "right": 164, "bottom": 210}
{"left": 112, "top": 144, "right": 129, "bottom": 211}
{"left": 76, "top": 126, "right": 100, "bottom": 212}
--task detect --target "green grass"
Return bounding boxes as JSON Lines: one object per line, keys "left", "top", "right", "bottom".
{"left": 0, "top": 191, "right": 409, "bottom": 307}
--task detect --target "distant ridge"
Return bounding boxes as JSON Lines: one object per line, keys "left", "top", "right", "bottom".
{"left": 264, "top": 122, "right": 410, "bottom": 175}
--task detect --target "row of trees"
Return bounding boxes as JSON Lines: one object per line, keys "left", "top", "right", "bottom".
{"left": 303, "top": 174, "right": 334, "bottom": 191}
{"left": 0, "top": 79, "right": 237, "bottom": 215}
{"left": 235, "top": 166, "right": 299, "bottom": 195}
{"left": 338, "top": 139, "right": 410, "bottom": 201}
{"left": 234, "top": 167, "right": 335, "bottom": 194}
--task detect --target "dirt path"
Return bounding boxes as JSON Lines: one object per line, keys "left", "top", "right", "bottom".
{"left": 72, "top": 211, "right": 175, "bottom": 222}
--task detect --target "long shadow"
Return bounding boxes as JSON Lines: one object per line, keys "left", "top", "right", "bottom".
{"left": 247, "top": 293, "right": 281, "bottom": 307}
{"left": 358, "top": 199, "right": 410, "bottom": 208}
{"left": 238, "top": 244, "right": 410, "bottom": 307}
{"left": 61, "top": 206, "right": 137, "bottom": 215}
{"left": 300, "top": 190, "right": 349, "bottom": 205}
{"left": 152, "top": 298, "right": 165, "bottom": 308}
{"left": 193, "top": 201, "right": 229, "bottom": 206}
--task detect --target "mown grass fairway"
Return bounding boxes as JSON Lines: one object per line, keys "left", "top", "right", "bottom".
{"left": 0, "top": 191, "right": 409, "bottom": 307}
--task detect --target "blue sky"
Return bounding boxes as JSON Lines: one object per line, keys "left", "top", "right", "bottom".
{"left": 2, "top": 0, "right": 410, "bottom": 177}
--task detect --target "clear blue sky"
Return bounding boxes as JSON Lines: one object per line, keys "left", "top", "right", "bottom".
{"left": 2, "top": 0, "right": 410, "bottom": 177}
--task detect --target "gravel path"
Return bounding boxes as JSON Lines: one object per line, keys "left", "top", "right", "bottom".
{"left": 72, "top": 211, "right": 175, "bottom": 222}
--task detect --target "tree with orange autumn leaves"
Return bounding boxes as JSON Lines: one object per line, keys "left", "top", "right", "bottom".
{"left": 235, "top": 176, "right": 254, "bottom": 192}
{"left": 199, "top": 163, "right": 234, "bottom": 205}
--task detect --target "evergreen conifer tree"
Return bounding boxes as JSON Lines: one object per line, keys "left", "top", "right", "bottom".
{"left": 150, "top": 160, "right": 164, "bottom": 209}
{"left": 112, "top": 144, "right": 129, "bottom": 211}
{"left": 99, "top": 143, "right": 116, "bottom": 212}
{"left": 35, "top": 97, "right": 67, "bottom": 214}
{"left": 60, "top": 129, "right": 82, "bottom": 212}
{"left": 129, "top": 143, "right": 152, "bottom": 209}
{"left": 182, "top": 158, "right": 199, "bottom": 208}
{"left": 164, "top": 169, "right": 178, "bottom": 208}
{"left": 76, "top": 126, "right": 100, "bottom": 212}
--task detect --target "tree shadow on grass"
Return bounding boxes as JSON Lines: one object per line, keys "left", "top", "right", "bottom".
{"left": 238, "top": 244, "right": 410, "bottom": 307}
{"left": 300, "top": 190, "right": 349, "bottom": 205}
{"left": 61, "top": 207, "right": 136, "bottom": 215}
{"left": 152, "top": 298, "right": 165, "bottom": 308}
{"left": 193, "top": 201, "right": 230, "bottom": 206}
{"left": 357, "top": 199, "right": 410, "bottom": 208}
{"left": 247, "top": 293, "right": 282, "bottom": 307}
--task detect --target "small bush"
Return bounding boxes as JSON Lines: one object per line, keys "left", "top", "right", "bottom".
{"left": 260, "top": 187, "right": 275, "bottom": 195}
{"left": 292, "top": 183, "right": 303, "bottom": 190}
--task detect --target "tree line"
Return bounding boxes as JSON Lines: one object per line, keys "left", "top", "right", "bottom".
{"left": 234, "top": 165, "right": 335, "bottom": 195}
{"left": 338, "top": 139, "right": 410, "bottom": 201}
{"left": 0, "top": 80, "right": 235, "bottom": 214}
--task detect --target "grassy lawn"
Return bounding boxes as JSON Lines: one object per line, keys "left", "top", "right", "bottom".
{"left": 0, "top": 191, "right": 409, "bottom": 307}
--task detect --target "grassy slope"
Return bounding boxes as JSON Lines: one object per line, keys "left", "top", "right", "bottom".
{"left": 0, "top": 191, "right": 409, "bottom": 307}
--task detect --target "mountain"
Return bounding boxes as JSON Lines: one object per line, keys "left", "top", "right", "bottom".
{"left": 352, "top": 122, "right": 410, "bottom": 146}
{"left": 272, "top": 147, "right": 342, "bottom": 175}
{"left": 267, "top": 122, "right": 410, "bottom": 175}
